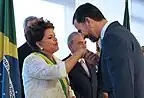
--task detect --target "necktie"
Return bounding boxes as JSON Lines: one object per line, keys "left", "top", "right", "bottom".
{"left": 80, "top": 59, "right": 90, "bottom": 77}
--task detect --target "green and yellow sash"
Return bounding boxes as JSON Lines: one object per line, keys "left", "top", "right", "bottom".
{"left": 33, "top": 52, "right": 69, "bottom": 98}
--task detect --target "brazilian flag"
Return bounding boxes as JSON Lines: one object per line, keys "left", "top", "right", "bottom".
{"left": 123, "top": 0, "right": 130, "bottom": 31}
{"left": 0, "top": 0, "right": 21, "bottom": 98}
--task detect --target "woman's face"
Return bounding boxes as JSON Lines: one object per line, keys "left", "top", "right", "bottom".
{"left": 38, "top": 28, "right": 59, "bottom": 54}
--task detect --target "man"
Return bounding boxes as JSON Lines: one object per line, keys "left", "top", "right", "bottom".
{"left": 63, "top": 32, "right": 99, "bottom": 98}
{"left": 18, "top": 16, "right": 38, "bottom": 98}
{"left": 72, "top": 3, "right": 144, "bottom": 98}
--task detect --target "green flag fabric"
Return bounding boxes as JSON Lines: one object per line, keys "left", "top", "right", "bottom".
{"left": 123, "top": 0, "right": 130, "bottom": 31}
{"left": 0, "top": 0, "right": 22, "bottom": 98}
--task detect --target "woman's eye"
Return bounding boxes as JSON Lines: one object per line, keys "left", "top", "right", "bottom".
{"left": 48, "top": 37, "right": 52, "bottom": 39}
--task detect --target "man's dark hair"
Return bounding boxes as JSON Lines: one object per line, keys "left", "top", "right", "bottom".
{"left": 73, "top": 3, "right": 105, "bottom": 24}
{"left": 23, "top": 16, "right": 38, "bottom": 29}
{"left": 25, "top": 18, "right": 54, "bottom": 50}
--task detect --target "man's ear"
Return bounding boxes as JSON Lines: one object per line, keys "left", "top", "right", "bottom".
{"left": 85, "top": 17, "right": 92, "bottom": 27}
{"left": 68, "top": 44, "right": 72, "bottom": 50}
{"left": 68, "top": 44, "right": 74, "bottom": 53}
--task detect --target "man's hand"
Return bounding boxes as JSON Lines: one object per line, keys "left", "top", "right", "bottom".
{"left": 84, "top": 50, "right": 100, "bottom": 66}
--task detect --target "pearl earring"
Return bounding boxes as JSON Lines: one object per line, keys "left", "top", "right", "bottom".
{"left": 40, "top": 47, "right": 43, "bottom": 50}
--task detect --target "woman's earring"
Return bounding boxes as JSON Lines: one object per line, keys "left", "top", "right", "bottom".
{"left": 40, "top": 47, "right": 43, "bottom": 50}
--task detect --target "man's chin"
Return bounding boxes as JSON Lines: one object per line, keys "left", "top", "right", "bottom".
{"left": 89, "top": 36, "right": 98, "bottom": 42}
{"left": 90, "top": 39, "right": 96, "bottom": 42}
{"left": 89, "top": 38, "right": 97, "bottom": 42}
{"left": 84, "top": 34, "right": 99, "bottom": 42}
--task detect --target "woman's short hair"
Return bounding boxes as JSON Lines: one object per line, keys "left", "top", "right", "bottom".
{"left": 25, "top": 18, "right": 54, "bottom": 50}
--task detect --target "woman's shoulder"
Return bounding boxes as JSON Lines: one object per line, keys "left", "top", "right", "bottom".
{"left": 23, "top": 53, "right": 45, "bottom": 65}
{"left": 25, "top": 53, "right": 39, "bottom": 59}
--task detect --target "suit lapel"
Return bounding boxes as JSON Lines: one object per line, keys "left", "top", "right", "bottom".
{"left": 85, "top": 61, "right": 95, "bottom": 78}
{"left": 76, "top": 62, "right": 91, "bottom": 78}
{"left": 64, "top": 54, "right": 91, "bottom": 78}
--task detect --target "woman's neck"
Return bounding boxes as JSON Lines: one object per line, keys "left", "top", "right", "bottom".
{"left": 40, "top": 50, "right": 53, "bottom": 60}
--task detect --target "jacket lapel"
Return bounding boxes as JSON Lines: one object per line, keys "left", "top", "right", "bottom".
{"left": 64, "top": 54, "right": 91, "bottom": 78}
{"left": 77, "top": 62, "right": 91, "bottom": 78}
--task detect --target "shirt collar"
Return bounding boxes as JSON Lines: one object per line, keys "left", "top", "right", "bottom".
{"left": 100, "top": 21, "right": 113, "bottom": 39}
{"left": 78, "top": 58, "right": 85, "bottom": 63}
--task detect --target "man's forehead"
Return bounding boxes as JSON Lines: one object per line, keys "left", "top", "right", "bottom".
{"left": 73, "top": 19, "right": 78, "bottom": 25}
{"left": 73, "top": 34, "right": 84, "bottom": 41}
{"left": 78, "top": 30, "right": 88, "bottom": 39}
{"left": 74, "top": 19, "right": 81, "bottom": 27}
{"left": 74, "top": 20, "right": 86, "bottom": 33}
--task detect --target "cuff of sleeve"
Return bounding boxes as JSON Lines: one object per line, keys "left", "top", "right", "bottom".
{"left": 59, "top": 61, "right": 67, "bottom": 77}
{"left": 69, "top": 88, "right": 75, "bottom": 97}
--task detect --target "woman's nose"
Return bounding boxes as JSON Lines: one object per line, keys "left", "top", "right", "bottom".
{"left": 54, "top": 37, "right": 57, "bottom": 41}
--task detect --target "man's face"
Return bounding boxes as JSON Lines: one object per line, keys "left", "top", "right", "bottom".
{"left": 70, "top": 34, "right": 86, "bottom": 53}
{"left": 74, "top": 19, "right": 98, "bottom": 42}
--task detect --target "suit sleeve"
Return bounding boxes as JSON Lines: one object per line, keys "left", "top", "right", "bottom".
{"left": 103, "top": 34, "right": 134, "bottom": 98}
{"left": 68, "top": 78, "right": 81, "bottom": 98}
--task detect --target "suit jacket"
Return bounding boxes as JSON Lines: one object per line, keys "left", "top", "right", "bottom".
{"left": 98, "top": 21, "right": 144, "bottom": 98}
{"left": 63, "top": 54, "right": 98, "bottom": 98}
{"left": 18, "top": 42, "right": 33, "bottom": 98}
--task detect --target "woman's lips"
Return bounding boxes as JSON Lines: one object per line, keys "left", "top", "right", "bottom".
{"left": 55, "top": 42, "right": 58, "bottom": 45}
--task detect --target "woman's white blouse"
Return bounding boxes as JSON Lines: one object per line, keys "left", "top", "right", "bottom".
{"left": 22, "top": 53, "right": 68, "bottom": 98}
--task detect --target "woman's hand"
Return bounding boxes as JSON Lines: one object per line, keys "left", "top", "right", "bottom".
{"left": 74, "top": 48, "right": 87, "bottom": 58}
{"left": 71, "top": 96, "right": 76, "bottom": 98}
{"left": 65, "top": 48, "right": 87, "bottom": 73}
{"left": 68, "top": 86, "right": 76, "bottom": 98}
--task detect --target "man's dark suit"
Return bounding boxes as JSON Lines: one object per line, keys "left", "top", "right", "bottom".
{"left": 98, "top": 21, "right": 144, "bottom": 98}
{"left": 18, "top": 42, "right": 33, "bottom": 98}
{"left": 63, "top": 54, "right": 98, "bottom": 98}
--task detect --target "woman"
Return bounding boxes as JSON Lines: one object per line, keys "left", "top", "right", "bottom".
{"left": 22, "top": 18, "right": 86, "bottom": 98}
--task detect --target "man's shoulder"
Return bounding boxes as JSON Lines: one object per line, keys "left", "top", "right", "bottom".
{"left": 18, "top": 42, "right": 33, "bottom": 58}
{"left": 18, "top": 42, "right": 32, "bottom": 52}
